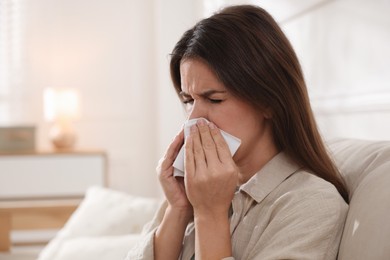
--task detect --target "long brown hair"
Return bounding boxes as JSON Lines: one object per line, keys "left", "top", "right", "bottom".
{"left": 169, "top": 5, "right": 349, "bottom": 202}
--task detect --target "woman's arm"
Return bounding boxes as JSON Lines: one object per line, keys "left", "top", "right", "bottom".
{"left": 154, "top": 205, "right": 192, "bottom": 260}
{"left": 193, "top": 210, "right": 232, "bottom": 259}
{"left": 154, "top": 130, "right": 193, "bottom": 259}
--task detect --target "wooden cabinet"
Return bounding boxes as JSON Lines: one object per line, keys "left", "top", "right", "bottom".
{"left": 0, "top": 151, "right": 107, "bottom": 251}
{"left": 0, "top": 151, "right": 107, "bottom": 200}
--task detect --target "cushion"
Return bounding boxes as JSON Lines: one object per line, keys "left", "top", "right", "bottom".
{"left": 38, "top": 186, "right": 160, "bottom": 260}
{"left": 328, "top": 138, "right": 390, "bottom": 260}
{"left": 328, "top": 138, "right": 390, "bottom": 198}
{"left": 53, "top": 235, "right": 140, "bottom": 260}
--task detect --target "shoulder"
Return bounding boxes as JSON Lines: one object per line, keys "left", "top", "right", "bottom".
{"left": 247, "top": 172, "right": 348, "bottom": 259}
{"left": 268, "top": 170, "right": 348, "bottom": 225}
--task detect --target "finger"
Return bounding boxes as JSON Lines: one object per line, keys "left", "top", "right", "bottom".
{"left": 209, "top": 122, "right": 232, "bottom": 163}
{"left": 184, "top": 135, "right": 195, "bottom": 181}
{"left": 190, "top": 124, "right": 207, "bottom": 170}
{"left": 196, "top": 119, "right": 219, "bottom": 164}
{"left": 160, "top": 130, "right": 184, "bottom": 171}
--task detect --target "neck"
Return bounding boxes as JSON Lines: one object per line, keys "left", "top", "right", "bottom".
{"left": 235, "top": 139, "right": 279, "bottom": 185}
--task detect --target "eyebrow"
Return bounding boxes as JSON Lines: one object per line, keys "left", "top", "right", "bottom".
{"left": 179, "top": 90, "right": 227, "bottom": 99}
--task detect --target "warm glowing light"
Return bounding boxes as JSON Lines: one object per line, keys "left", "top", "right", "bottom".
{"left": 44, "top": 88, "right": 80, "bottom": 121}
{"left": 43, "top": 87, "right": 80, "bottom": 150}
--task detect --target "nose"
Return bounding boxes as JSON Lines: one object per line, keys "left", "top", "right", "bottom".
{"left": 187, "top": 101, "right": 207, "bottom": 120}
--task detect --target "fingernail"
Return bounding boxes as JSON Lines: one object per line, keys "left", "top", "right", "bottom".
{"left": 197, "top": 119, "right": 206, "bottom": 126}
{"left": 191, "top": 125, "right": 197, "bottom": 133}
{"left": 209, "top": 122, "right": 216, "bottom": 129}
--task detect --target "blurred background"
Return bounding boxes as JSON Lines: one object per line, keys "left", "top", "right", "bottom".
{"left": 1, "top": 0, "right": 389, "bottom": 257}
{"left": 1, "top": 0, "right": 389, "bottom": 198}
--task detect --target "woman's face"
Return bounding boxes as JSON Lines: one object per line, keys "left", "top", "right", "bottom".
{"left": 179, "top": 58, "right": 276, "bottom": 168}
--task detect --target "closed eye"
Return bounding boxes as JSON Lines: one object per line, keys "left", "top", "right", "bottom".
{"left": 209, "top": 99, "right": 223, "bottom": 104}
{"left": 183, "top": 99, "right": 194, "bottom": 104}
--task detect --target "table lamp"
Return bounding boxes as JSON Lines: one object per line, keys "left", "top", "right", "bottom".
{"left": 44, "top": 88, "right": 80, "bottom": 150}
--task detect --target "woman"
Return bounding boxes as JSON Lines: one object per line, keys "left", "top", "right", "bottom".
{"left": 127, "top": 5, "right": 348, "bottom": 260}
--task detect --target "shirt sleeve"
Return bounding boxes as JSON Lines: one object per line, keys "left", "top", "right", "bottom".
{"left": 248, "top": 188, "right": 348, "bottom": 260}
{"left": 124, "top": 201, "right": 168, "bottom": 260}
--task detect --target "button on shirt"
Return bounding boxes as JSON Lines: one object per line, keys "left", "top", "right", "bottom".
{"left": 126, "top": 152, "right": 348, "bottom": 260}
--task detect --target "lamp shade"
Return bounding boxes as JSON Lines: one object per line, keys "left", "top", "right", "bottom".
{"left": 44, "top": 88, "right": 80, "bottom": 121}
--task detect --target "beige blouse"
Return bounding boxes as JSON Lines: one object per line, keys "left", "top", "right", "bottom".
{"left": 126, "top": 152, "right": 348, "bottom": 260}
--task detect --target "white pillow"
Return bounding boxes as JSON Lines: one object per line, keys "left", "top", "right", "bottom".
{"left": 38, "top": 186, "right": 160, "bottom": 260}
{"left": 54, "top": 235, "right": 141, "bottom": 260}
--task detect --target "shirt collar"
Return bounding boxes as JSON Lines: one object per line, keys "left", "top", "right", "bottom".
{"left": 239, "top": 152, "right": 301, "bottom": 204}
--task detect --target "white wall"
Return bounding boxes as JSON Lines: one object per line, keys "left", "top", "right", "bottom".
{"left": 281, "top": 0, "right": 390, "bottom": 141}
{"left": 24, "top": 0, "right": 159, "bottom": 197}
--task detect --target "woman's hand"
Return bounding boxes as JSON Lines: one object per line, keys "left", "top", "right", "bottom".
{"left": 184, "top": 119, "right": 238, "bottom": 259}
{"left": 157, "top": 130, "right": 192, "bottom": 217}
{"left": 184, "top": 119, "right": 239, "bottom": 216}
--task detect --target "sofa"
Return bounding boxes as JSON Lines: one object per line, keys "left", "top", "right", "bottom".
{"left": 34, "top": 138, "right": 390, "bottom": 260}
{"left": 328, "top": 138, "right": 390, "bottom": 260}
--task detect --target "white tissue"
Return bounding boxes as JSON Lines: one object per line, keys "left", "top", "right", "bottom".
{"left": 172, "top": 118, "right": 241, "bottom": 177}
